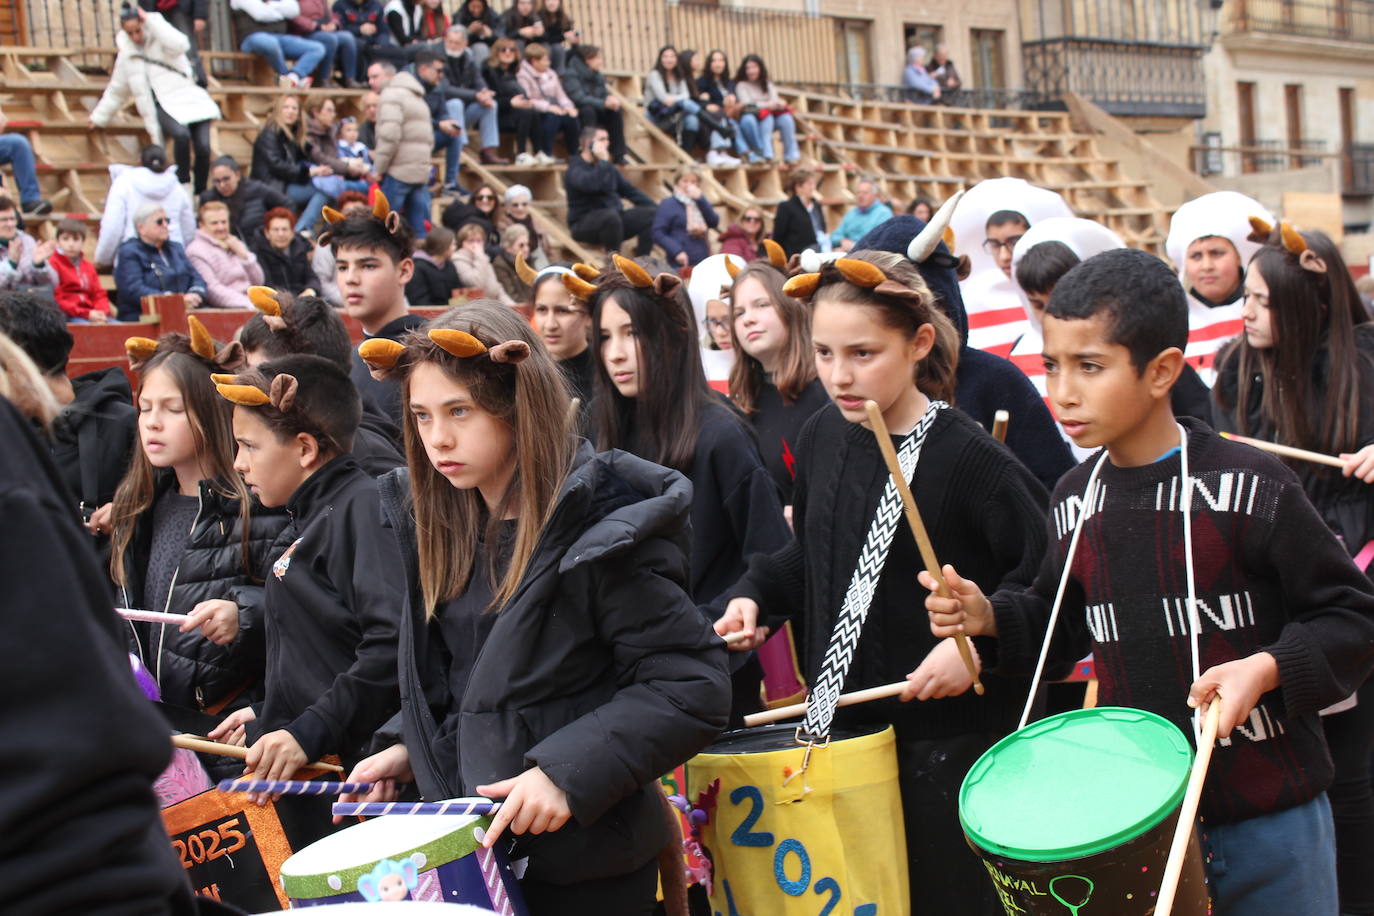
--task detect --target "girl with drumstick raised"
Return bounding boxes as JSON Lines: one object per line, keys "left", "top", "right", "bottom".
{"left": 342, "top": 302, "right": 730, "bottom": 915}
{"left": 715, "top": 248, "right": 1049, "bottom": 915}
{"left": 1213, "top": 222, "right": 1374, "bottom": 915}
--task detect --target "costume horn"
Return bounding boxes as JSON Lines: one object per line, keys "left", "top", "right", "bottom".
{"left": 725, "top": 256, "right": 742, "bottom": 279}
{"left": 429, "top": 328, "right": 489, "bottom": 358}
{"left": 515, "top": 252, "right": 538, "bottom": 286}
{"left": 763, "top": 238, "right": 786, "bottom": 270}
{"left": 248, "top": 286, "right": 283, "bottom": 317}
{"left": 358, "top": 338, "right": 406, "bottom": 370}
{"left": 572, "top": 262, "right": 602, "bottom": 282}
{"left": 907, "top": 188, "right": 965, "bottom": 263}
{"left": 1247, "top": 215, "right": 1274, "bottom": 243}
{"left": 187, "top": 315, "right": 216, "bottom": 361}
{"left": 783, "top": 273, "right": 821, "bottom": 298}
{"left": 563, "top": 271, "right": 598, "bottom": 300}
{"left": 1280, "top": 220, "right": 1307, "bottom": 255}
{"left": 612, "top": 254, "right": 653, "bottom": 288}
{"left": 216, "top": 383, "right": 271, "bottom": 406}
{"left": 835, "top": 258, "right": 888, "bottom": 288}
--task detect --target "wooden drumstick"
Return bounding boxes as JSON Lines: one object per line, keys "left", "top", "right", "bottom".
{"left": 1154, "top": 698, "right": 1222, "bottom": 916}
{"left": 991, "top": 410, "right": 1009, "bottom": 443}
{"left": 172, "top": 733, "right": 346, "bottom": 774}
{"left": 1219, "top": 432, "right": 1346, "bottom": 469}
{"left": 743, "top": 680, "right": 908, "bottom": 727}
{"left": 865, "top": 401, "right": 984, "bottom": 695}
{"left": 721, "top": 630, "right": 752, "bottom": 646}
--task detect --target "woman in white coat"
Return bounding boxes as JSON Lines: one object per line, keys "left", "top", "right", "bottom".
{"left": 89, "top": 6, "right": 221, "bottom": 194}
{"left": 93, "top": 144, "right": 196, "bottom": 268}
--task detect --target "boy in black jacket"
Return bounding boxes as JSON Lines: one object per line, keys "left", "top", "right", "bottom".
{"left": 210, "top": 354, "right": 403, "bottom": 788}
{"left": 924, "top": 248, "right": 1374, "bottom": 915}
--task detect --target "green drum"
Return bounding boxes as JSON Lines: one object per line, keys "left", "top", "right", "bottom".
{"left": 959, "top": 707, "right": 1210, "bottom": 915}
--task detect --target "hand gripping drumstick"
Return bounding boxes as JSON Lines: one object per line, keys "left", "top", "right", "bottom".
{"left": 1219, "top": 432, "right": 1346, "bottom": 469}
{"left": 743, "top": 680, "right": 908, "bottom": 727}
{"left": 1154, "top": 698, "right": 1222, "bottom": 916}
{"left": 171, "top": 734, "right": 346, "bottom": 774}
{"left": 865, "top": 401, "right": 984, "bottom": 695}
{"left": 991, "top": 410, "right": 1009, "bottom": 443}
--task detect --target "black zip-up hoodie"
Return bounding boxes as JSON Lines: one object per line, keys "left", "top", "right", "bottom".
{"left": 378, "top": 443, "right": 730, "bottom": 885}
{"left": 119, "top": 471, "right": 288, "bottom": 712}
{"left": 250, "top": 455, "right": 404, "bottom": 765}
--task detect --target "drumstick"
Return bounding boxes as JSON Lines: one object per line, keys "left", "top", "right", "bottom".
{"left": 1154, "top": 698, "right": 1222, "bottom": 916}
{"left": 991, "top": 410, "right": 1009, "bottom": 443}
{"left": 171, "top": 734, "right": 346, "bottom": 774}
{"left": 721, "top": 630, "right": 751, "bottom": 646}
{"left": 332, "top": 799, "right": 502, "bottom": 817}
{"left": 742, "top": 680, "right": 907, "bottom": 728}
{"left": 218, "top": 778, "right": 373, "bottom": 795}
{"left": 1219, "top": 432, "right": 1346, "bottom": 469}
{"left": 118, "top": 607, "right": 192, "bottom": 625}
{"left": 865, "top": 401, "right": 985, "bottom": 695}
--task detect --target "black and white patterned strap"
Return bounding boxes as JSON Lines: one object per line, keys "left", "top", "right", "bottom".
{"left": 800, "top": 400, "right": 946, "bottom": 742}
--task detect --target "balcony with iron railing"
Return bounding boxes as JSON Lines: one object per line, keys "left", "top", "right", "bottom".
{"left": 1022, "top": 37, "right": 1207, "bottom": 118}
{"left": 1226, "top": 0, "right": 1374, "bottom": 43}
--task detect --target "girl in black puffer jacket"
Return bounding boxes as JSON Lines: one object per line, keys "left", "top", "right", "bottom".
{"left": 107, "top": 324, "right": 288, "bottom": 719}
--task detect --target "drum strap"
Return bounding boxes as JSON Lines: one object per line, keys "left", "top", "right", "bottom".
{"left": 800, "top": 399, "right": 946, "bottom": 743}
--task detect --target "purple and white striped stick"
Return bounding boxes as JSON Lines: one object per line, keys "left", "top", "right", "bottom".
{"left": 217, "top": 779, "right": 374, "bottom": 795}
{"left": 118, "top": 607, "right": 191, "bottom": 625}
{"left": 330, "top": 799, "right": 502, "bottom": 817}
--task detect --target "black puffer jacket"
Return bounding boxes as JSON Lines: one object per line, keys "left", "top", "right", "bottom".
{"left": 249, "top": 232, "right": 320, "bottom": 295}
{"left": 198, "top": 178, "right": 293, "bottom": 241}
{"left": 250, "top": 123, "right": 314, "bottom": 193}
{"left": 379, "top": 443, "right": 730, "bottom": 885}
{"left": 48, "top": 367, "right": 138, "bottom": 515}
{"left": 119, "top": 473, "right": 289, "bottom": 712}
{"left": 561, "top": 53, "right": 610, "bottom": 111}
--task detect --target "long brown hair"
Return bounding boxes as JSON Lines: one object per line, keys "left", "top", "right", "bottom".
{"left": 270, "top": 93, "right": 307, "bottom": 149}
{"left": 397, "top": 303, "right": 577, "bottom": 615}
{"left": 811, "top": 250, "right": 959, "bottom": 404}
{"left": 110, "top": 348, "right": 253, "bottom": 588}
{"left": 1223, "top": 230, "right": 1370, "bottom": 455}
{"left": 728, "top": 263, "right": 816, "bottom": 414}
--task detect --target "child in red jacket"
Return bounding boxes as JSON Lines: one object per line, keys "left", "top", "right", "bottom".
{"left": 51, "top": 218, "right": 111, "bottom": 323}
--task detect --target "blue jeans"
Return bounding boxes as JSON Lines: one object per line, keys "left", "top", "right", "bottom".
{"left": 433, "top": 125, "right": 463, "bottom": 186}
{"left": 239, "top": 32, "right": 326, "bottom": 79}
{"left": 285, "top": 181, "right": 328, "bottom": 233}
{"left": 0, "top": 134, "right": 41, "bottom": 205}
{"left": 380, "top": 174, "right": 430, "bottom": 238}
{"left": 740, "top": 111, "right": 800, "bottom": 161}
{"left": 680, "top": 97, "right": 701, "bottom": 135}
{"left": 445, "top": 98, "right": 500, "bottom": 149}
{"left": 306, "top": 29, "right": 358, "bottom": 81}
{"left": 1203, "top": 794, "right": 1338, "bottom": 915}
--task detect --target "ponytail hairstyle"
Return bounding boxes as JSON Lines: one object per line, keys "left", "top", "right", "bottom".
{"left": 357, "top": 302, "right": 576, "bottom": 615}
{"left": 110, "top": 319, "right": 252, "bottom": 587}
{"left": 784, "top": 249, "right": 959, "bottom": 404}
{"left": 726, "top": 262, "right": 816, "bottom": 414}
{"left": 1225, "top": 221, "right": 1370, "bottom": 456}
{"left": 575, "top": 255, "right": 722, "bottom": 471}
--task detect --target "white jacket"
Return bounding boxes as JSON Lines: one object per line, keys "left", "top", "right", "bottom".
{"left": 94, "top": 164, "right": 197, "bottom": 267}
{"left": 229, "top": 0, "right": 301, "bottom": 23}
{"left": 90, "top": 12, "right": 221, "bottom": 145}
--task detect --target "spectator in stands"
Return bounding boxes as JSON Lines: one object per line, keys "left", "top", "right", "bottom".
{"left": 441, "top": 182, "right": 502, "bottom": 254}
{"left": 831, "top": 177, "right": 892, "bottom": 252}
{"left": 382, "top": 0, "right": 422, "bottom": 46}
{"left": 0, "top": 196, "right": 57, "bottom": 294}
{"left": 929, "top": 43, "right": 960, "bottom": 104}
{"left": 231, "top": 0, "right": 326, "bottom": 88}
{"left": 304, "top": 97, "right": 374, "bottom": 194}
{"left": 537, "top": 0, "right": 575, "bottom": 70}
{"left": 94, "top": 145, "right": 196, "bottom": 269}
{"left": 135, "top": 0, "right": 207, "bottom": 80}
{"left": 250, "top": 94, "right": 333, "bottom": 236}
{"left": 483, "top": 37, "right": 538, "bottom": 164}
{"left": 733, "top": 54, "right": 800, "bottom": 164}
{"left": 718, "top": 206, "right": 767, "bottom": 261}
{"left": 199, "top": 155, "right": 292, "bottom": 242}
{"left": 334, "top": 0, "right": 392, "bottom": 71}
{"left": 563, "top": 45, "right": 627, "bottom": 165}
{"left": 516, "top": 43, "right": 581, "bottom": 165}
{"left": 984, "top": 208, "right": 1029, "bottom": 279}
{"left": 645, "top": 46, "right": 701, "bottom": 154}
{"left": 336, "top": 116, "right": 374, "bottom": 173}
{"left": 0, "top": 106, "right": 52, "bottom": 216}
{"left": 653, "top": 166, "right": 718, "bottom": 268}
{"left": 501, "top": 0, "right": 544, "bottom": 50}
{"left": 185, "top": 201, "right": 265, "bottom": 310}
{"left": 564, "top": 125, "right": 656, "bottom": 256}
{"left": 249, "top": 206, "right": 320, "bottom": 295}
{"left": 458, "top": 0, "right": 499, "bottom": 66}
{"left": 704, "top": 295, "right": 731, "bottom": 350}
{"left": 699, "top": 50, "right": 750, "bottom": 162}
{"left": 404, "top": 226, "right": 461, "bottom": 305}
{"left": 439, "top": 26, "right": 509, "bottom": 165}
{"left": 290, "top": 0, "right": 363, "bottom": 87}
{"left": 452, "top": 223, "right": 513, "bottom": 304}
{"left": 359, "top": 88, "right": 381, "bottom": 146}
{"left": 497, "top": 184, "right": 549, "bottom": 268}
{"left": 313, "top": 189, "right": 372, "bottom": 306}
{"left": 51, "top": 219, "right": 112, "bottom": 324}
{"left": 491, "top": 223, "right": 532, "bottom": 302}
{"left": 112, "top": 203, "right": 205, "bottom": 320}
{"left": 772, "top": 167, "right": 829, "bottom": 259}
{"left": 411, "top": 47, "right": 468, "bottom": 196}
{"left": 906, "top": 196, "right": 933, "bottom": 221}
{"left": 417, "top": 0, "right": 450, "bottom": 42}
{"left": 90, "top": 6, "right": 220, "bottom": 195}
{"left": 683, "top": 49, "right": 741, "bottom": 167}
{"left": 902, "top": 46, "right": 940, "bottom": 105}
{"left": 373, "top": 55, "right": 436, "bottom": 236}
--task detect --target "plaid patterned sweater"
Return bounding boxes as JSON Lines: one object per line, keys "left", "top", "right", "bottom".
{"left": 991, "top": 418, "right": 1374, "bottom": 824}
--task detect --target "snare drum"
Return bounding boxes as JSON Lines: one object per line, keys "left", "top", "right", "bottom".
{"left": 279, "top": 807, "right": 529, "bottom": 913}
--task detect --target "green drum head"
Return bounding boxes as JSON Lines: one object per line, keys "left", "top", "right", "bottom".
{"left": 959, "top": 707, "right": 1194, "bottom": 862}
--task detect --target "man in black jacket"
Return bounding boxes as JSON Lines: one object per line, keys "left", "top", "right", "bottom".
{"left": 564, "top": 125, "right": 655, "bottom": 256}
{"left": 199, "top": 156, "right": 293, "bottom": 242}
{"left": 561, "top": 45, "right": 626, "bottom": 164}
{"left": 436, "top": 25, "right": 508, "bottom": 165}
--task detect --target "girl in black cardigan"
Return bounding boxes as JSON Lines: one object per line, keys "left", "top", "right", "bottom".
{"left": 717, "top": 250, "right": 1048, "bottom": 916}
{"left": 772, "top": 166, "right": 829, "bottom": 259}
{"left": 343, "top": 303, "right": 729, "bottom": 916}
{"left": 582, "top": 256, "right": 792, "bottom": 722}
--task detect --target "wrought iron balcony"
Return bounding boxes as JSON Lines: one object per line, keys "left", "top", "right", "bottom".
{"left": 1022, "top": 37, "right": 1207, "bottom": 118}
{"left": 1227, "top": 0, "right": 1374, "bottom": 43}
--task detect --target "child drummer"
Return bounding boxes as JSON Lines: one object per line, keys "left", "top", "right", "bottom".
{"left": 924, "top": 247, "right": 1374, "bottom": 914}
